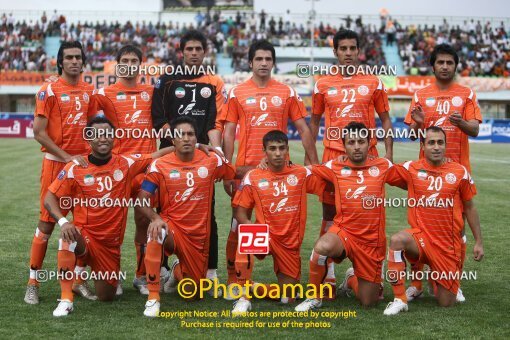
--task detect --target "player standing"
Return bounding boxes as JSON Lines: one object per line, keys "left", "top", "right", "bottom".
{"left": 231, "top": 130, "right": 324, "bottom": 312}
{"left": 295, "top": 122, "right": 403, "bottom": 311}
{"left": 43, "top": 116, "right": 173, "bottom": 316}
{"left": 25, "top": 41, "right": 97, "bottom": 304}
{"left": 309, "top": 30, "right": 393, "bottom": 290}
{"left": 136, "top": 117, "right": 236, "bottom": 317}
{"left": 222, "top": 40, "right": 319, "bottom": 297}
{"left": 404, "top": 44, "right": 482, "bottom": 302}
{"left": 383, "top": 126, "right": 484, "bottom": 315}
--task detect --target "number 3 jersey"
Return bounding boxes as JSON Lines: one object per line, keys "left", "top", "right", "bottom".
{"left": 142, "top": 150, "right": 236, "bottom": 240}
{"left": 232, "top": 165, "right": 325, "bottom": 250}
{"left": 48, "top": 154, "right": 153, "bottom": 246}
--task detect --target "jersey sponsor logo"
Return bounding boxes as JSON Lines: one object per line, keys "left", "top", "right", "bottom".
{"left": 341, "top": 166, "right": 352, "bottom": 176}
{"left": 445, "top": 173, "right": 457, "bottom": 184}
{"left": 178, "top": 103, "right": 196, "bottom": 115}
{"left": 200, "top": 87, "right": 211, "bottom": 98}
{"left": 269, "top": 197, "right": 288, "bottom": 213}
{"left": 271, "top": 96, "right": 282, "bottom": 107}
{"left": 141, "top": 91, "right": 150, "bottom": 101}
{"left": 432, "top": 117, "right": 447, "bottom": 127}
{"left": 190, "top": 192, "right": 206, "bottom": 201}
{"left": 258, "top": 179, "right": 269, "bottom": 190}
{"left": 425, "top": 97, "right": 436, "bottom": 107}
{"left": 369, "top": 166, "right": 380, "bottom": 177}
{"left": 174, "top": 188, "right": 194, "bottom": 202}
{"left": 66, "top": 112, "right": 84, "bottom": 125}
{"left": 337, "top": 104, "right": 354, "bottom": 118}
{"left": 250, "top": 113, "right": 268, "bottom": 126}
{"left": 169, "top": 170, "right": 180, "bottom": 179}
{"left": 83, "top": 93, "right": 89, "bottom": 103}
{"left": 125, "top": 110, "right": 142, "bottom": 124}
{"left": 57, "top": 170, "right": 66, "bottom": 180}
{"left": 246, "top": 97, "right": 256, "bottom": 105}
{"left": 113, "top": 169, "right": 124, "bottom": 181}
{"left": 327, "top": 87, "right": 337, "bottom": 95}
{"left": 116, "top": 92, "right": 126, "bottom": 101}
{"left": 61, "top": 94, "right": 70, "bottom": 103}
{"left": 197, "top": 166, "right": 209, "bottom": 178}
{"left": 84, "top": 174, "right": 95, "bottom": 186}
{"left": 452, "top": 96, "right": 463, "bottom": 107}
{"left": 175, "top": 87, "right": 185, "bottom": 98}
{"left": 345, "top": 186, "right": 367, "bottom": 199}
{"left": 38, "top": 91, "right": 46, "bottom": 101}
{"left": 358, "top": 85, "right": 369, "bottom": 96}
{"left": 417, "top": 169, "right": 427, "bottom": 179}
{"left": 286, "top": 174, "right": 298, "bottom": 186}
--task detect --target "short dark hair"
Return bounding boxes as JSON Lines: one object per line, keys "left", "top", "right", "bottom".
{"left": 57, "top": 41, "right": 86, "bottom": 75}
{"left": 116, "top": 44, "right": 143, "bottom": 64}
{"left": 170, "top": 116, "right": 198, "bottom": 136}
{"left": 430, "top": 43, "right": 459, "bottom": 67}
{"left": 333, "top": 29, "right": 359, "bottom": 50}
{"left": 341, "top": 121, "right": 370, "bottom": 144}
{"left": 263, "top": 130, "right": 288, "bottom": 148}
{"left": 248, "top": 40, "right": 276, "bottom": 64}
{"left": 87, "top": 115, "right": 115, "bottom": 130}
{"left": 421, "top": 126, "right": 447, "bottom": 144}
{"left": 180, "top": 30, "right": 207, "bottom": 51}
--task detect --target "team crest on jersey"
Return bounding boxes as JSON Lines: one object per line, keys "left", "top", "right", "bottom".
{"left": 340, "top": 166, "right": 352, "bottom": 177}
{"left": 327, "top": 87, "right": 337, "bottom": 96}
{"left": 38, "top": 91, "right": 46, "bottom": 101}
{"left": 452, "top": 96, "right": 463, "bottom": 107}
{"left": 113, "top": 169, "right": 124, "bottom": 181}
{"left": 271, "top": 96, "right": 282, "bottom": 107}
{"left": 200, "top": 87, "right": 212, "bottom": 98}
{"left": 246, "top": 97, "right": 256, "bottom": 105}
{"left": 286, "top": 174, "right": 298, "bottom": 186}
{"left": 141, "top": 91, "right": 150, "bottom": 101}
{"left": 57, "top": 170, "right": 66, "bottom": 180}
{"left": 198, "top": 166, "right": 209, "bottom": 178}
{"left": 417, "top": 169, "right": 427, "bottom": 179}
{"left": 445, "top": 173, "right": 457, "bottom": 184}
{"left": 425, "top": 97, "right": 436, "bottom": 107}
{"left": 83, "top": 93, "right": 89, "bottom": 103}
{"left": 169, "top": 170, "right": 180, "bottom": 179}
{"left": 358, "top": 85, "right": 369, "bottom": 96}
{"left": 84, "top": 174, "right": 95, "bottom": 186}
{"left": 369, "top": 166, "right": 380, "bottom": 177}
{"left": 258, "top": 179, "right": 269, "bottom": 190}
{"left": 61, "top": 94, "right": 70, "bottom": 103}
{"left": 116, "top": 92, "right": 126, "bottom": 101}
{"left": 175, "top": 87, "right": 185, "bottom": 98}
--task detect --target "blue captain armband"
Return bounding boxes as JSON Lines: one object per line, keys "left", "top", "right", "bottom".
{"left": 141, "top": 180, "right": 158, "bottom": 194}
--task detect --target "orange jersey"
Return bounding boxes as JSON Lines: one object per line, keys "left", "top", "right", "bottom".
{"left": 142, "top": 151, "right": 235, "bottom": 239}
{"left": 313, "top": 74, "right": 389, "bottom": 152}
{"left": 404, "top": 83, "right": 481, "bottom": 172}
{"left": 393, "top": 159, "right": 476, "bottom": 256}
{"left": 95, "top": 83, "right": 156, "bottom": 154}
{"left": 35, "top": 78, "right": 96, "bottom": 156}
{"left": 48, "top": 154, "right": 153, "bottom": 246}
{"left": 311, "top": 157, "right": 404, "bottom": 247}
{"left": 224, "top": 78, "right": 307, "bottom": 166}
{"left": 232, "top": 165, "right": 325, "bottom": 250}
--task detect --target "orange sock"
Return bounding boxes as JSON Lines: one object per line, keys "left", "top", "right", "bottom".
{"left": 410, "top": 262, "right": 424, "bottom": 291}
{"left": 226, "top": 226, "right": 238, "bottom": 284}
{"left": 135, "top": 242, "right": 147, "bottom": 278}
{"left": 28, "top": 228, "right": 51, "bottom": 286}
{"left": 460, "top": 235, "right": 467, "bottom": 270}
{"left": 309, "top": 250, "right": 328, "bottom": 299}
{"left": 388, "top": 249, "right": 407, "bottom": 303}
{"left": 145, "top": 240, "right": 163, "bottom": 301}
{"left": 235, "top": 253, "right": 254, "bottom": 293}
{"left": 58, "top": 239, "right": 77, "bottom": 302}
{"left": 347, "top": 274, "right": 359, "bottom": 296}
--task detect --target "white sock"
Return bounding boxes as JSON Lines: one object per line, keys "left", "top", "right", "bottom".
{"left": 326, "top": 261, "right": 335, "bottom": 280}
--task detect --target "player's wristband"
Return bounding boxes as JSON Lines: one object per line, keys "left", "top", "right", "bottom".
{"left": 57, "top": 217, "right": 69, "bottom": 227}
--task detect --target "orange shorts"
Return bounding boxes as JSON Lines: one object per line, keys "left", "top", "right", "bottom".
{"left": 405, "top": 228, "right": 461, "bottom": 295}
{"left": 329, "top": 226, "right": 385, "bottom": 283}
{"left": 77, "top": 228, "right": 121, "bottom": 287}
{"left": 40, "top": 158, "right": 70, "bottom": 223}
{"left": 164, "top": 222, "right": 209, "bottom": 282}
{"left": 320, "top": 147, "right": 378, "bottom": 205}
{"left": 255, "top": 240, "right": 301, "bottom": 281}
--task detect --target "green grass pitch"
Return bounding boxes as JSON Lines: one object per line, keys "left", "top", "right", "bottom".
{"left": 0, "top": 139, "right": 508, "bottom": 339}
